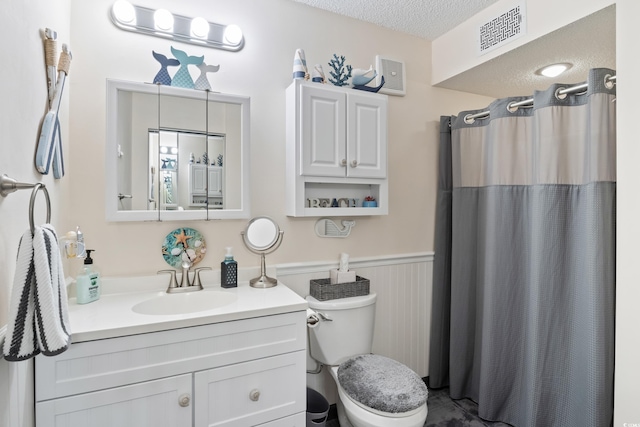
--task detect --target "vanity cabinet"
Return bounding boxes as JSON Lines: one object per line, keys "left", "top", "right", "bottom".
{"left": 35, "top": 311, "right": 307, "bottom": 427}
{"left": 189, "top": 164, "right": 223, "bottom": 208}
{"left": 286, "top": 79, "right": 388, "bottom": 216}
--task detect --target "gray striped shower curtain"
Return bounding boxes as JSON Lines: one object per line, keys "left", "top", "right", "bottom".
{"left": 429, "top": 68, "right": 616, "bottom": 427}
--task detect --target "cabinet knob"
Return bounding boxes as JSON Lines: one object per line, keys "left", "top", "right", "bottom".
{"left": 178, "top": 393, "right": 191, "bottom": 407}
{"left": 350, "top": 160, "right": 358, "bottom": 167}
{"left": 340, "top": 159, "right": 347, "bottom": 166}
{"left": 249, "top": 389, "right": 261, "bottom": 401}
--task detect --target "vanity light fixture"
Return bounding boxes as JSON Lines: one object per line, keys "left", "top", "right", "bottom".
{"left": 536, "top": 63, "right": 573, "bottom": 78}
{"left": 110, "top": 1, "right": 244, "bottom": 51}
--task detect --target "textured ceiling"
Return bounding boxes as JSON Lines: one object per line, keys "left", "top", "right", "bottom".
{"left": 436, "top": 5, "right": 616, "bottom": 98}
{"left": 290, "top": 0, "right": 501, "bottom": 40}
{"left": 289, "top": 1, "right": 616, "bottom": 99}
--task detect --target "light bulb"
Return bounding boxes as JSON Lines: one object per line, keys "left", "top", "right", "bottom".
{"left": 112, "top": 0, "right": 136, "bottom": 24}
{"left": 170, "top": 147, "right": 178, "bottom": 154}
{"left": 537, "top": 63, "right": 572, "bottom": 78}
{"left": 223, "top": 24, "right": 243, "bottom": 45}
{"left": 191, "top": 17, "right": 210, "bottom": 39}
{"left": 154, "top": 9, "right": 174, "bottom": 31}
{"left": 160, "top": 146, "right": 168, "bottom": 154}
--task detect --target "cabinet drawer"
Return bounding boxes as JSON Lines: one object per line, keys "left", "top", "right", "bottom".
{"left": 194, "top": 350, "right": 306, "bottom": 427}
{"left": 36, "top": 374, "right": 192, "bottom": 427}
{"left": 37, "top": 311, "right": 306, "bottom": 401}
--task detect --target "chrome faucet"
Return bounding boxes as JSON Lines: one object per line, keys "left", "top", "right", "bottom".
{"left": 158, "top": 262, "right": 211, "bottom": 293}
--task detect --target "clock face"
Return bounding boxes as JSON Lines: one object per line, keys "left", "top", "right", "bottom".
{"left": 162, "top": 227, "right": 206, "bottom": 268}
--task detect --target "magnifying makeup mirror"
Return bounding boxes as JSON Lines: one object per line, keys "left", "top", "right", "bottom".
{"left": 241, "top": 216, "right": 284, "bottom": 288}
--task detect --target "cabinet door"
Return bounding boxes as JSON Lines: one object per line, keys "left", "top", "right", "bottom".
{"left": 300, "top": 84, "right": 346, "bottom": 177}
{"left": 190, "top": 164, "right": 207, "bottom": 195}
{"left": 194, "top": 351, "right": 306, "bottom": 427}
{"left": 208, "top": 166, "right": 223, "bottom": 196}
{"left": 346, "top": 93, "right": 387, "bottom": 178}
{"left": 36, "top": 374, "right": 192, "bottom": 427}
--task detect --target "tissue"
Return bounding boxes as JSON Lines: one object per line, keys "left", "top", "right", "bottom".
{"left": 331, "top": 252, "right": 356, "bottom": 284}
{"left": 339, "top": 253, "right": 349, "bottom": 272}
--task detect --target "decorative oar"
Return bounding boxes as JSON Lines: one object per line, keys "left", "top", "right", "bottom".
{"left": 36, "top": 43, "right": 71, "bottom": 176}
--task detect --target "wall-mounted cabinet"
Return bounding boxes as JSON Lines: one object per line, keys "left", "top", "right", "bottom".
{"left": 189, "top": 164, "right": 223, "bottom": 208}
{"left": 286, "top": 80, "right": 388, "bottom": 217}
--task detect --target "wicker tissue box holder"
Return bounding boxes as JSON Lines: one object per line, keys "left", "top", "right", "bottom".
{"left": 309, "top": 276, "right": 370, "bottom": 301}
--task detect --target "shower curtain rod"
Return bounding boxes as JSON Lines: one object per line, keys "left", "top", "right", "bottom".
{"left": 464, "top": 74, "right": 617, "bottom": 122}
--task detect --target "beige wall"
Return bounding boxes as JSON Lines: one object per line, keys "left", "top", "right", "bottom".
{"left": 0, "top": 2, "right": 70, "bottom": 425}
{"left": 65, "top": 0, "right": 492, "bottom": 278}
{"left": 6, "top": 0, "right": 636, "bottom": 425}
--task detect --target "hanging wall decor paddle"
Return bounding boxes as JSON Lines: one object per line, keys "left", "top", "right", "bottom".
{"left": 35, "top": 28, "right": 72, "bottom": 179}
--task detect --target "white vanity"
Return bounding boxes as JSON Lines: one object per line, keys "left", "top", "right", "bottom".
{"left": 35, "top": 276, "right": 308, "bottom": 427}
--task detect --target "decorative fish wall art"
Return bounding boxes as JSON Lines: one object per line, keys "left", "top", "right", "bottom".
{"left": 152, "top": 46, "right": 219, "bottom": 90}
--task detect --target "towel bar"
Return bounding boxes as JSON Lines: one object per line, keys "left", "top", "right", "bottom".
{"left": 1, "top": 174, "right": 52, "bottom": 233}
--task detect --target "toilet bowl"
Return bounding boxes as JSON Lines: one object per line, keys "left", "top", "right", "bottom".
{"left": 306, "top": 293, "right": 428, "bottom": 427}
{"left": 330, "top": 365, "right": 428, "bottom": 427}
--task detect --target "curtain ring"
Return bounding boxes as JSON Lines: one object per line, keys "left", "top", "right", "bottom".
{"left": 464, "top": 114, "right": 475, "bottom": 125}
{"left": 506, "top": 102, "right": 519, "bottom": 113}
{"left": 604, "top": 74, "right": 615, "bottom": 90}
{"left": 555, "top": 87, "right": 568, "bottom": 101}
{"left": 29, "top": 183, "right": 51, "bottom": 234}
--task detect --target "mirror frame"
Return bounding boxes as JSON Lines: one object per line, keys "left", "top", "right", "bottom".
{"left": 105, "top": 79, "right": 251, "bottom": 221}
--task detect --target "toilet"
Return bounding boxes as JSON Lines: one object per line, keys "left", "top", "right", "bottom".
{"left": 306, "top": 293, "right": 428, "bottom": 427}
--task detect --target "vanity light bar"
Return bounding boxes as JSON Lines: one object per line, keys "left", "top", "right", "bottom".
{"left": 110, "top": 1, "right": 244, "bottom": 52}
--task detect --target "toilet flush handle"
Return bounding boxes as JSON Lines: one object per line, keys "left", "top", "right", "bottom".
{"left": 316, "top": 312, "right": 332, "bottom": 321}
{"left": 306, "top": 309, "right": 333, "bottom": 328}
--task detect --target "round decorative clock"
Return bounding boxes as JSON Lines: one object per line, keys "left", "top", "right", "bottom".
{"left": 161, "top": 227, "right": 206, "bottom": 268}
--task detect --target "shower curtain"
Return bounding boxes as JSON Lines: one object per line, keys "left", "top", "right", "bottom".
{"left": 429, "top": 68, "right": 616, "bottom": 427}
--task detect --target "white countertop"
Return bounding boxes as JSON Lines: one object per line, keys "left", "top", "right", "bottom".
{"left": 66, "top": 271, "right": 308, "bottom": 343}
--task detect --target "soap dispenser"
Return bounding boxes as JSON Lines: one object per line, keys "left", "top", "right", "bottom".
{"left": 76, "top": 249, "right": 101, "bottom": 304}
{"left": 221, "top": 247, "right": 237, "bottom": 288}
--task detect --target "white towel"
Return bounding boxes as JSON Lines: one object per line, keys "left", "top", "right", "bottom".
{"left": 3, "top": 224, "right": 70, "bottom": 361}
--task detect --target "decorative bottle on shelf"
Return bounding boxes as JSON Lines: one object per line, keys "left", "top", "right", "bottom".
{"left": 221, "top": 247, "right": 238, "bottom": 288}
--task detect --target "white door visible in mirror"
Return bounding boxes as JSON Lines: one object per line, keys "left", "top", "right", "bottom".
{"left": 105, "top": 79, "right": 251, "bottom": 221}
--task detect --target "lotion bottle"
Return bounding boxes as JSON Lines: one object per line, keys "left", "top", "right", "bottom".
{"left": 221, "top": 247, "right": 238, "bottom": 288}
{"left": 76, "top": 250, "right": 101, "bottom": 304}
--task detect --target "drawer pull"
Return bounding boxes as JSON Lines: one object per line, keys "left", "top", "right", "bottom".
{"left": 249, "top": 389, "right": 261, "bottom": 401}
{"left": 178, "top": 394, "right": 191, "bottom": 407}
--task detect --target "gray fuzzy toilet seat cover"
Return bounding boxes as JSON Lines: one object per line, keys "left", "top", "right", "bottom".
{"left": 337, "top": 354, "right": 428, "bottom": 413}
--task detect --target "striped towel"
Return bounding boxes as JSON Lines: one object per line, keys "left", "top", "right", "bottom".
{"left": 3, "top": 224, "right": 70, "bottom": 361}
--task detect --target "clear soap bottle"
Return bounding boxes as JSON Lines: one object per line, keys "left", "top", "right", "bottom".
{"left": 221, "top": 247, "right": 238, "bottom": 288}
{"left": 76, "top": 250, "right": 101, "bottom": 304}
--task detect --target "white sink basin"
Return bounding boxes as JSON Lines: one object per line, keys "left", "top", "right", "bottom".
{"left": 132, "top": 290, "right": 237, "bottom": 315}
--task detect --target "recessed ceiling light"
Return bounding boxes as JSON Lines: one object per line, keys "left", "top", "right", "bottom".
{"left": 536, "top": 63, "right": 573, "bottom": 78}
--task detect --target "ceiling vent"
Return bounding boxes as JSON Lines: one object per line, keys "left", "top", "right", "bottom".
{"left": 477, "top": 3, "right": 526, "bottom": 56}
{"left": 375, "top": 55, "right": 406, "bottom": 96}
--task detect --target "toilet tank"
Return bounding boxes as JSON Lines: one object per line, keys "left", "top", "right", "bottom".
{"left": 306, "top": 293, "right": 376, "bottom": 366}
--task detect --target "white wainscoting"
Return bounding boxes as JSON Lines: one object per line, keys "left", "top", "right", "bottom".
{"left": 276, "top": 252, "right": 434, "bottom": 404}
{"left": 1, "top": 326, "right": 35, "bottom": 427}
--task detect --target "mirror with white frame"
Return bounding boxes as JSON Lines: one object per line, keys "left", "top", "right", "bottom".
{"left": 105, "top": 79, "right": 250, "bottom": 221}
